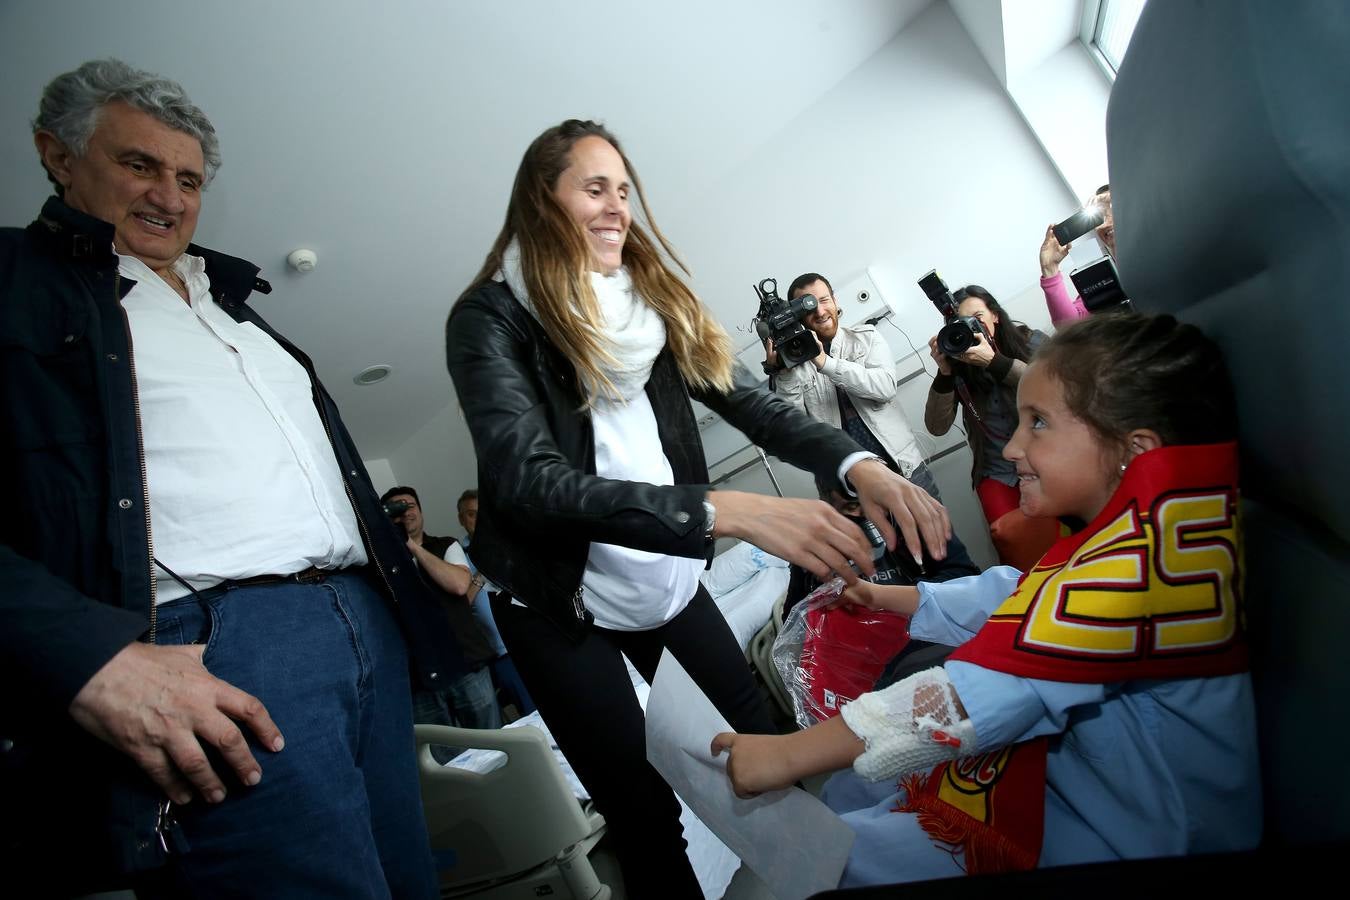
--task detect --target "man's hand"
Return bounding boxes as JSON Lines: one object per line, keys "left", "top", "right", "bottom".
{"left": 68, "top": 642, "right": 284, "bottom": 807}
{"left": 811, "top": 331, "right": 828, "bottom": 370}
{"left": 764, "top": 338, "right": 779, "bottom": 370}
{"left": 846, "top": 458, "right": 951, "bottom": 564}
{"left": 928, "top": 335, "right": 953, "bottom": 375}
{"left": 407, "top": 539, "right": 472, "bottom": 595}
{"left": 1040, "top": 224, "right": 1071, "bottom": 277}
{"left": 709, "top": 491, "right": 875, "bottom": 584}
{"left": 710, "top": 731, "right": 799, "bottom": 798}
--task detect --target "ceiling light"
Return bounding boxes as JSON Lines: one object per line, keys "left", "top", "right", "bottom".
{"left": 354, "top": 364, "right": 393, "bottom": 385}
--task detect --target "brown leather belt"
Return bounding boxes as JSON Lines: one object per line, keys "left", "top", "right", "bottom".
{"left": 226, "top": 565, "right": 335, "bottom": 588}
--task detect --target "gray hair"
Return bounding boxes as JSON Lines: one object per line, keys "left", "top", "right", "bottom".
{"left": 32, "top": 58, "right": 221, "bottom": 192}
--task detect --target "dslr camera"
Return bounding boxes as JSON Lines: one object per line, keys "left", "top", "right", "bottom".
{"left": 753, "top": 277, "right": 819, "bottom": 369}
{"left": 917, "top": 269, "right": 987, "bottom": 356}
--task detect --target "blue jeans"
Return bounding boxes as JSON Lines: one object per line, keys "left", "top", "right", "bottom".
{"left": 412, "top": 664, "right": 501, "bottom": 731}
{"left": 150, "top": 572, "right": 438, "bottom": 899}
{"left": 412, "top": 665, "right": 501, "bottom": 764}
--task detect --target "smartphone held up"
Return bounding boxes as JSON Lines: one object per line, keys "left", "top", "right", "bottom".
{"left": 1052, "top": 203, "right": 1107, "bottom": 246}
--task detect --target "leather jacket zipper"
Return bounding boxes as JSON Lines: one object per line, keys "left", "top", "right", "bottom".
{"left": 115, "top": 273, "right": 159, "bottom": 641}
{"left": 311, "top": 377, "right": 395, "bottom": 601}
{"left": 571, "top": 586, "right": 585, "bottom": 622}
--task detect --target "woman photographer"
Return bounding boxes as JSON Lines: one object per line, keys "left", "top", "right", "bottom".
{"left": 925, "top": 285, "right": 1055, "bottom": 572}
{"left": 446, "top": 119, "right": 950, "bottom": 897}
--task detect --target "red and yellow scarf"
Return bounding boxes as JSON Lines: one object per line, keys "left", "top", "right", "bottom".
{"left": 899, "top": 442, "right": 1247, "bottom": 873}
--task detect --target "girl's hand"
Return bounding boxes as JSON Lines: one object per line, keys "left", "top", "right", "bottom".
{"left": 710, "top": 732, "right": 798, "bottom": 798}
{"left": 839, "top": 579, "right": 877, "bottom": 610}
{"left": 1040, "top": 225, "right": 1071, "bottom": 276}
{"left": 839, "top": 581, "right": 921, "bottom": 616}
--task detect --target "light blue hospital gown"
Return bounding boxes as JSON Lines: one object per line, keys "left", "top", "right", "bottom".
{"left": 822, "top": 566, "right": 1263, "bottom": 887}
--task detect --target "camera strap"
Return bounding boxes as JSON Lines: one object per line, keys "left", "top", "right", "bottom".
{"left": 954, "top": 377, "right": 1010, "bottom": 443}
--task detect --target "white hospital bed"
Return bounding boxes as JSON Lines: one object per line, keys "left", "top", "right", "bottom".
{"left": 418, "top": 542, "right": 789, "bottom": 899}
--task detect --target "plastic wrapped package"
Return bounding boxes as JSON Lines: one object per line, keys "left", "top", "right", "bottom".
{"left": 772, "top": 578, "right": 912, "bottom": 728}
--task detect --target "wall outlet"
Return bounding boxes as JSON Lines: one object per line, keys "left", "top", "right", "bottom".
{"left": 697, "top": 412, "right": 720, "bottom": 429}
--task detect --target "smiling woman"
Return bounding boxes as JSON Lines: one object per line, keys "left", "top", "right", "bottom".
{"left": 446, "top": 118, "right": 952, "bottom": 897}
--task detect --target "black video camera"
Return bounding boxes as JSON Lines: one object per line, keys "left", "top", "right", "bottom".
{"left": 917, "top": 269, "right": 987, "bottom": 356}
{"left": 753, "top": 277, "right": 819, "bottom": 369}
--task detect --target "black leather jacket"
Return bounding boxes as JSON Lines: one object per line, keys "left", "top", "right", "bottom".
{"left": 0, "top": 198, "right": 461, "bottom": 881}
{"left": 446, "top": 279, "right": 861, "bottom": 641}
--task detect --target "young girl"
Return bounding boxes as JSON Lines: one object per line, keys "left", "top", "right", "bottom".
{"left": 713, "top": 313, "right": 1261, "bottom": 885}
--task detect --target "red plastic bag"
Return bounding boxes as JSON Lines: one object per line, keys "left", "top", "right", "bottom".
{"left": 773, "top": 578, "right": 911, "bottom": 727}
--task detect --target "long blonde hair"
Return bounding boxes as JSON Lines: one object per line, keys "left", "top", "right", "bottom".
{"left": 463, "top": 119, "right": 734, "bottom": 401}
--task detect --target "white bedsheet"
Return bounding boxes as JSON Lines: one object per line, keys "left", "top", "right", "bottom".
{"left": 446, "top": 555, "right": 787, "bottom": 899}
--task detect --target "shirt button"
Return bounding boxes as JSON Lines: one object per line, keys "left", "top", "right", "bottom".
{"left": 674, "top": 511, "right": 691, "bottom": 524}
{"left": 391, "top": 565, "right": 401, "bottom": 575}
{"left": 349, "top": 470, "right": 358, "bottom": 477}
{"left": 106, "top": 353, "right": 119, "bottom": 362}
{"left": 64, "top": 334, "right": 75, "bottom": 343}
{"left": 117, "top": 498, "right": 133, "bottom": 509}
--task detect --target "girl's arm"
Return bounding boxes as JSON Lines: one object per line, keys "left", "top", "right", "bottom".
{"left": 839, "top": 567, "right": 1022, "bottom": 645}
{"left": 712, "top": 715, "right": 865, "bottom": 798}
{"left": 911, "top": 566, "right": 1022, "bottom": 647}
{"left": 713, "top": 664, "right": 973, "bottom": 795}
{"left": 713, "top": 663, "right": 1108, "bottom": 796}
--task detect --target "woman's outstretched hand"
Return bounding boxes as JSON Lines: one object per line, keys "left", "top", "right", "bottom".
{"left": 709, "top": 491, "right": 875, "bottom": 583}
{"left": 846, "top": 459, "right": 951, "bottom": 564}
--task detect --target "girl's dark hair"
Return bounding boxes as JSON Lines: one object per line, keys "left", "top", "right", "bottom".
{"left": 1035, "top": 313, "right": 1237, "bottom": 446}
{"left": 951, "top": 285, "right": 1034, "bottom": 362}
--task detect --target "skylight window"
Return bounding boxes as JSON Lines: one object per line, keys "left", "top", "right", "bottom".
{"left": 1092, "top": 0, "right": 1148, "bottom": 77}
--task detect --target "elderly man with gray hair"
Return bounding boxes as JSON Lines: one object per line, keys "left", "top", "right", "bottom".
{"left": 0, "top": 59, "right": 453, "bottom": 897}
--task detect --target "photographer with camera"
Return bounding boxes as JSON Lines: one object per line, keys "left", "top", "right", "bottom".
{"left": 767, "top": 272, "right": 939, "bottom": 499}
{"left": 1039, "top": 183, "right": 1114, "bottom": 325}
{"left": 924, "top": 285, "right": 1057, "bottom": 572}
{"left": 380, "top": 487, "right": 502, "bottom": 736}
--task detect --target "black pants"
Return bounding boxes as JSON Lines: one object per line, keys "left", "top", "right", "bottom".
{"left": 492, "top": 583, "right": 775, "bottom": 899}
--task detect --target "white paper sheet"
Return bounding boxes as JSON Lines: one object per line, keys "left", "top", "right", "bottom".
{"left": 645, "top": 650, "right": 855, "bottom": 900}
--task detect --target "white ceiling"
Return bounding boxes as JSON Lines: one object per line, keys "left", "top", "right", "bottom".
{"left": 0, "top": 0, "right": 935, "bottom": 465}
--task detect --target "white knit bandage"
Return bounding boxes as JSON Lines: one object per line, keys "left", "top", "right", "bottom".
{"left": 839, "top": 666, "right": 978, "bottom": 782}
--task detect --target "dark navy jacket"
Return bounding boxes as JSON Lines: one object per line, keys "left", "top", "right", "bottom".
{"left": 0, "top": 197, "right": 461, "bottom": 881}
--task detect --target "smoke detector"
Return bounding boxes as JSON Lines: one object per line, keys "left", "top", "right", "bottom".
{"left": 287, "top": 249, "right": 318, "bottom": 273}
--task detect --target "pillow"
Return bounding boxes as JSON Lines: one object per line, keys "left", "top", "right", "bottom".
{"left": 701, "top": 540, "right": 786, "bottom": 597}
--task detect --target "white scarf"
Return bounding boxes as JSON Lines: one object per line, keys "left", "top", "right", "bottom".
{"left": 499, "top": 239, "right": 666, "bottom": 404}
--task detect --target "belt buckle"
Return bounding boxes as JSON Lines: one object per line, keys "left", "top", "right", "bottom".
{"left": 292, "top": 565, "right": 327, "bottom": 585}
